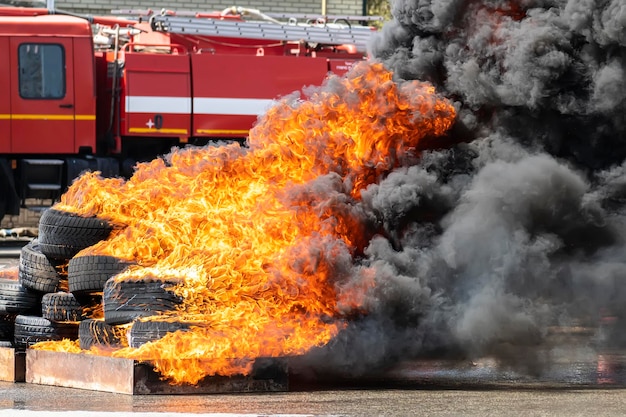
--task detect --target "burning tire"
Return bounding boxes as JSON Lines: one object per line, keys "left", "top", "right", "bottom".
{"left": 78, "top": 318, "right": 128, "bottom": 350}
{"left": 38, "top": 208, "right": 114, "bottom": 260}
{"left": 0, "top": 278, "right": 40, "bottom": 314}
{"left": 103, "top": 277, "right": 183, "bottom": 325}
{"left": 68, "top": 255, "right": 134, "bottom": 295}
{"left": 18, "top": 239, "right": 65, "bottom": 293}
{"left": 13, "top": 315, "right": 79, "bottom": 350}
{"left": 41, "top": 292, "right": 85, "bottom": 322}
{"left": 129, "top": 319, "right": 195, "bottom": 348}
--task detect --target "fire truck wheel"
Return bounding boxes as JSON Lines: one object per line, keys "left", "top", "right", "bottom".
{"left": 103, "top": 277, "right": 183, "bottom": 325}
{"left": 95, "top": 157, "right": 120, "bottom": 178}
{"left": 41, "top": 292, "right": 85, "bottom": 322}
{"left": 0, "top": 278, "right": 40, "bottom": 315}
{"left": 65, "top": 157, "right": 90, "bottom": 186}
{"left": 129, "top": 319, "right": 195, "bottom": 348}
{"left": 38, "top": 208, "right": 114, "bottom": 260}
{"left": 78, "top": 318, "right": 128, "bottom": 350}
{"left": 0, "top": 314, "right": 16, "bottom": 341}
{"left": 18, "top": 239, "right": 64, "bottom": 293}
{"left": 13, "top": 315, "right": 79, "bottom": 351}
{"left": 68, "top": 255, "right": 134, "bottom": 295}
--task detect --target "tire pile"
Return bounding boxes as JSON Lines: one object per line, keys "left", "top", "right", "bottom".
{"left": 0, "top": 208, "right": 186, "bottom": 352}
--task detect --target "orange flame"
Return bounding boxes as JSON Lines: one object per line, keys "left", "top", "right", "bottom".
{"left": 0, "top": 266, "right": 18, "bottom": 280}
{"left": 45, "top": 61, "right": 455, "bottom": 384}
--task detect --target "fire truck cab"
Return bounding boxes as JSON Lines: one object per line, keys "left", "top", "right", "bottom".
{"left": 0, "top": 14, "right": 95, "bottom": 156}
{"left": 0, "top": 12, "right": 100, "bottom": 220}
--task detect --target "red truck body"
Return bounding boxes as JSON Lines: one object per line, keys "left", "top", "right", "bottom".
{"left": 0, "top": 6, "right": 374, "bottom": 221}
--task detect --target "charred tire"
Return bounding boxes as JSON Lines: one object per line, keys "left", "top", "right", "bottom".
{"left": 41, "top": 292, "right": 85, "bottom": 322}
{"left": 0, "top": 314, "right": 16, "bottom": 341}
{"left": 129, "top": 319, "right": 193, "bottom": 348}
{"left": 103, "top": 278, "right": 183, "bottom": 325}
{"left": 68, "top": 255, "right": 134, "bottom": 295}
{"left": 18, "top": 239, "right": 64, "bottom": 293}
{"left": 78, "top": 318, "right": 127, "bottom": 350}
{"left": 38, "top": 208, "right": 114, "bottom": 260}
{"left": 13, "top": 315, "right": 79, "bottom": 350}
{"left": 0, "top": 278, "right": 40, "bottom": 314}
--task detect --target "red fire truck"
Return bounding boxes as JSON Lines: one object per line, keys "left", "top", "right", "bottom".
{"left": 0, "top": 5, "right": 377, "bottom": 222}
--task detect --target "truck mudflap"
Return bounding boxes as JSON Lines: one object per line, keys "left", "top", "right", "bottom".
{"left": 0, "top": 159, "right": 20, "bottom": 221}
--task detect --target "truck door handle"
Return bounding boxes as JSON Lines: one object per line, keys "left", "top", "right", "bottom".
{"left": 59, "top": 104, "right": 74, "bottom": 108}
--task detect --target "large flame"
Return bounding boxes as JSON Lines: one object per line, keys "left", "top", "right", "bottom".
{"left": 45, "top": 61, "right": 455, "bottom": 384}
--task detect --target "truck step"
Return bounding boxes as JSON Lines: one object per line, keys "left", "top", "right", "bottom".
{"left": 19, "top": 159, "right": 65, "bottom": 209}
{"left": 26, "top": 184, "right": 63, "bottom": 191}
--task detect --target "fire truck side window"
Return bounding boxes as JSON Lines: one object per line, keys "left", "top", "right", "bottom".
{"left": 18, "top": 43, "right": 65, "bottom": 99}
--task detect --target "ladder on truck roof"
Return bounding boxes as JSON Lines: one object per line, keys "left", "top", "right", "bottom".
{"left": 112, "top": 7, "right": 378, "bottom": 53}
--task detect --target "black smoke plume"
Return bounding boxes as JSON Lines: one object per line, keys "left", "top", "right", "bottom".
{"left": 295, "top": 0, "right": 626, "bottom": 379}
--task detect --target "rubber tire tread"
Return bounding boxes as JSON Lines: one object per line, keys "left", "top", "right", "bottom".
{"left": 18, "top": 239, "right": 63, "bottom": 293}
{"left": 103, "top": 278, "right": 183, "bottom": 325}
{"left": 13, "top": 315, "right": 79, "bottom": 350}
{"left": 78, "top": 318, "right": 126, "bottom": 350}
{"left": 129, "top": 319, "right": 194, "bottom": 347}
{"left": 38, "top": 208, "right": 114, "bottom": 260}
{"left": 41, "top": 292, "right": 85, "bottom": 322}
{"left": 0, "top": 278, "right": 40, "bottom": 314}
{"left": 69, "top": 255, "right": 134, "bottom": 295}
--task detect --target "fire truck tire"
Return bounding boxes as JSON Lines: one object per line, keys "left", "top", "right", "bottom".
{"left": 13, "top": 315, "right": 79, "bottom": 350}
{"left": 0, "top": 314, "right": 16, "bottom": 341}
{"left": 0, "top": 278, "right": 40, "bottom": 315}
{"left": 41, "top": 292, "right": 85, "bottom": 322}
{"left": 129, "top": 319, "right": 194, "bottom": 348}
{"left": 65, "top": 158, "right": 90, "bottom": 185}
{"left": 18, "top": 239, "right": 64, "bottom": 293}
{"left": 38, "top": 208, "right": 114, "bottom": 260}
{"left": 78, "top": 318, "right": 128, "bottom": 350}
{"left": 68, "top": 255, "right": 134, "bottom": 295}
{"left": 95, "top": 157, "right": 120, "bottom": 178}
{"left": 103, "top": 277, "right": 183, "bottom": 325}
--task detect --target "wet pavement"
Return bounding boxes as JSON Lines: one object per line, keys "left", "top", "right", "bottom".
{"left": 4, "top": 353, "right": 626, "bottom": 416}
{"left": 3, "top": 378, "right": 626, "bottom": 416}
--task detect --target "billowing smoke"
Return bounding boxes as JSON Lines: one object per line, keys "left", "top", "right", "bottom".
{"left": 295, "top": 0, "right": 626, "bottom": 378}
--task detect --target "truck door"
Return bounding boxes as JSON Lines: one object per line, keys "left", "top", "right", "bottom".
{"left": 9, "top": 37, "right": 75, "bottom": 153}
{"left": 0, "top": 36, "right": 9, "bottom": 153}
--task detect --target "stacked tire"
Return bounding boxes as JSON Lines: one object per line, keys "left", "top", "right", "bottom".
{"left": 0, "top": 207, "right": 187, "bottom": 351}
{"left": 0, "top": 273, "right": 40, "bottom": 348}
{"left": 9, "top": 208, "right": 118, "bottom": 350}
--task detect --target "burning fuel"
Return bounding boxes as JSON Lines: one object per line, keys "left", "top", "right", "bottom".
{"left": 46, "top": 61, "right": 456, "bottom": 384}
{"left": 38, "top": 0, "right": 626, "bottom": 385}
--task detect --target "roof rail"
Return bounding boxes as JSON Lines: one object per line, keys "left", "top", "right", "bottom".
{"left": 111, "top": 7, "right": 384, "bottom": 23}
